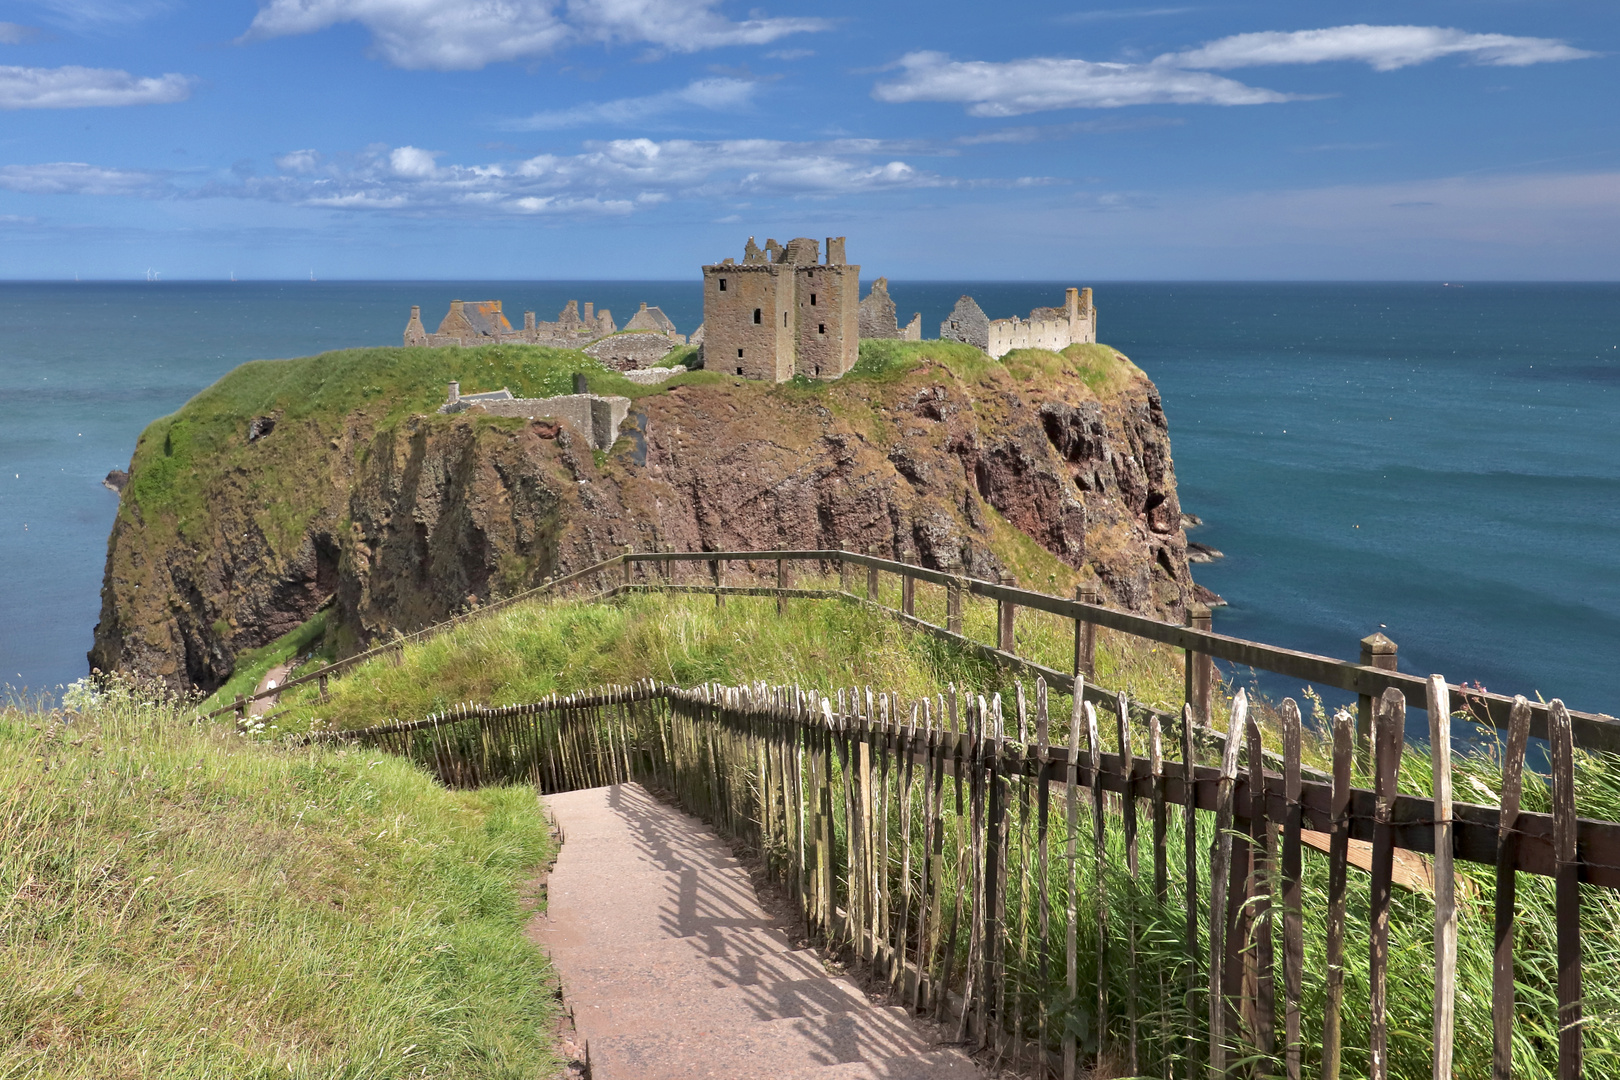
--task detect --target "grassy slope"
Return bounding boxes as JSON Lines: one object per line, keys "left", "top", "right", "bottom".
{"left": 269, "top": 580, "right": 1192, "bottom": 736}
{"left": 0, "top": 682, "right": 559, "bottom": 1079}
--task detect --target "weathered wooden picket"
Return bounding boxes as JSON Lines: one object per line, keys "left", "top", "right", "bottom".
{"left": 309, "top": 669, "right": 1606, "bottom": 1080}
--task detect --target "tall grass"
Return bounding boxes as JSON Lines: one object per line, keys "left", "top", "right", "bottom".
{"left": 0, "top": 677, "right": 560, "bottom": 1078}
{"left": 272, "top": 581, "right": 1192, "bottom": 737}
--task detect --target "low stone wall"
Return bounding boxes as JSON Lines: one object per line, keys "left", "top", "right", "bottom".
{"left": 461, "top": 394, "right": 631, "bottom": 451}
{"left": 584, "top": 331, "right": 679, "bottom": 370}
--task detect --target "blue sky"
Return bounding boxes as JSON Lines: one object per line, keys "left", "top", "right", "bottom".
{"left": 0, "top": 0, "right": 1614, "bottom": 279}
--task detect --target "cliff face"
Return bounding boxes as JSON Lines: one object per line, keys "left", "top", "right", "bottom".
{"left": 92, "top": 342, "right": 1197, "bottom": 691}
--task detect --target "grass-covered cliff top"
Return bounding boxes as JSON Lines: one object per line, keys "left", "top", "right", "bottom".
{"left": 124, "top": 338, "right": 1140, "bottom": 534}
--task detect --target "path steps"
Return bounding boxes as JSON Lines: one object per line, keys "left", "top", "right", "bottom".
{"left": 533, "top": 784, "right": 982, "bottom": 1080}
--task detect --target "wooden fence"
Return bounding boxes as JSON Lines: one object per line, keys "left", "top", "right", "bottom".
{"left": 309, "top": 674, "right": 1608, "bottom": 1080}
{"left": 214, "top": 548, "right": 1620, "bottom": 760}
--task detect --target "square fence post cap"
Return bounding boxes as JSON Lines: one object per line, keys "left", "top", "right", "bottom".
{"left": 1361, "top": 632, "right": 1398, "bottom": 656}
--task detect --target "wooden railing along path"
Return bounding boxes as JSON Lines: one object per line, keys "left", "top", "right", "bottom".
{"left": 212, "top": 547, "right": 1619, "bottom": 757}
{"left": 306, "top": 671, "right": 1607, "bottom": 1080}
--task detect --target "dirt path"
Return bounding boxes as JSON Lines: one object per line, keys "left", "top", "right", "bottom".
{"left": 248, "top": 662, "right": 294, "bottom": 718}
{"left": 530, "top": 783, "right": 982, "bottom": 1080}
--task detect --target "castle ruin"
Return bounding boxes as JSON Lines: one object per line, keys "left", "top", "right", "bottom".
{"left": 857, "top": 278, "right": 922, "bottom": 342}
{"left": 404, "top": 298, "right": 685, "bottom": 365}
{"left": 940, "top": 288, "right": 1097, "bottom": 359}
{"left": 701, "top": 236, "right": 859, "bottom": 382}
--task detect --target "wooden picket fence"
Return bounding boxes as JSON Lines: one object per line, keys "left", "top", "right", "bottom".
{"left": 308, "top": 670, "right": 1609, "bottom": 1080}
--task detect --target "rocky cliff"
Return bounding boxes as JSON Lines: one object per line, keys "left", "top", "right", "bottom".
{"left": 91, "top": 341, "right": 1201, "bottom": 691}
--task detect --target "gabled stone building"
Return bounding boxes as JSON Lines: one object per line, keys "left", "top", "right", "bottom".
{"left": 701, "top": 236, "right": 859, "bottom": 382}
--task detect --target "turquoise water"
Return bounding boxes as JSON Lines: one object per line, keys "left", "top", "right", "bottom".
{"left": 2, "top": 281, "right": 1616, "bottom": 717}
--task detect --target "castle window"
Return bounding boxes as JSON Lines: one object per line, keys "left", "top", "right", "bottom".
{"left": 736, "top": 367, "right": 744, "bottom": 375}
{"left": 737, "top": 348, "right": 744, "bottom": 358}
{"left": 784, "top": 312, "right": 789, "bottom": 327}
{"left": 810, "top": 293, "right": 817, "bottom": 306}
{"left": 753, "top": 308, "right": 762, "bottom": 324}
{"left": 719, "top": 278, "right": 727, "bottom": 291}
{"left": 818, "top": 323, "right": 826, "bottom": 335}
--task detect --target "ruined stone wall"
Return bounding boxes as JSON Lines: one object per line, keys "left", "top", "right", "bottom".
{"left": 794, "top": 263, "right": 858, "bottom": 379}
{"left": 858, "top": 277, "right": 900, "bottom": 339}
{"left": 940, "top": 295, "right": 990, "bottom": 351}
{"left": 702, "top": 263, "right": 793, "bottom": 381}
{"left": 584, "top": 331, "right": 678, "bottom": 370}
{"left": 461, "top": 393, "right": 630, "bottom": 451}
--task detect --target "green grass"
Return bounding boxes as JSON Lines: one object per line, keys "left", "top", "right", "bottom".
{"left": 0, "top": 678, "right": 561, "bottom": 1078}
{"left": 196, "top": 609, "right": 334, "bottom": 715}
{"left": 265, "top": 577, "right": 1196, "bottom": 737}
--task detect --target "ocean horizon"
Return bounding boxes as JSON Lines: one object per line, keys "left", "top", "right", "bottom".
{"left": 3, "top": 279, "right": 1616, "bottom": 724}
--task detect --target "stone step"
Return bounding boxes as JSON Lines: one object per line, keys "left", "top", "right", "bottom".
{"left": 585, "top": 1011, "right": 947, "bottom": 1080}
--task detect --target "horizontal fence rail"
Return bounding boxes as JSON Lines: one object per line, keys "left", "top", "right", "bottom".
{"left": 310, "top": 675, "right": 1608, "bottom": 1080}
{"left": 219, "top": 548, "right": 1620, "bottom": 758}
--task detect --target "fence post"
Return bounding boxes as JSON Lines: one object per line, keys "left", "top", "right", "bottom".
{"left": 867, "top": 548, "right": 879, "bottom": 602}
{"left": 777, "top": 558, "right": 788, "bottom": 616}
{"left": 714, "top": 558, "right": 726, "bottom": 608}
{"left": 839, "top": 554, "right": 850, "bottom": 594}
{"left": 318, "top": 671, "right": 329, "bottom": 703}
{"left": 1074, "top": 583, "right": 1099, "bottom": 679}
{"left": 1184, "top": 603, "right": 1213, "bottom": 730}
{"left": 902, "top": 571, "right": 915, "bottom": 617}
{"left": 997, "top": 577, "right": 1016, "bottom": 653}
{"left": 234, "top": 694, "right": 247, "bottom": 724}
{"left": 623, "top": 544, "right": 633, "bottom": 588}
{"left": 1357, "top": 632, "right": 1398, "bottom": 766}
{"left": 947, "top": 577, "right": 963, "bottom": 635}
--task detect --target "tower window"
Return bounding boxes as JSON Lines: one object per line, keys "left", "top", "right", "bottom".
{"left": 753, "top": 308, "right": 762, "bottom": 324}
{"left": 736, "top": 367, "right": 744, "bottom": 375}
{"left": 818, "top": 323, "right": 826, "bottom": 335}
{"left": 784, "top": 312, "right": 789, "bottom": 327}
{"left": 810, "top": 293, "right": 817, "bottom": 306}
{"left": 719, "top": 279, "right": 727, "bottom": 291}
{"left": 737, "top": 348, "right": 744, "bottom": 358}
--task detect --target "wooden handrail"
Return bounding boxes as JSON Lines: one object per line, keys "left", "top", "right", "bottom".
{"left": 213, "top": 546, "right": 1619, "bottom": 753}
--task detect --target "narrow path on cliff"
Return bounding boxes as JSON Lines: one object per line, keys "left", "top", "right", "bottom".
{"left": 248, "top": 661, "right": 295, "bottom": 718}
{"left": 529, "top": 784, "right": 984, "bottom": 1080}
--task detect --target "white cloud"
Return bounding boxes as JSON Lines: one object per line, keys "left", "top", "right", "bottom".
{"left": 872, "top": 51, "right": 1294, "bottom": 116}
{"left": 505, "top": 77, "right": 756, "bottom": 130}
{"left": 241, "top": 0, "right": 830, "bottom": 71}
{"left": 1166, "top": 25, "right": 1597, "bottom": 71}
{"left": 0, "top": 161, "right": 165, "bottom": 195}
{"left": 764, "top": 48, "right": 813, "bottom": 60}
{"left": 234, "top": 136, "right": 942, "bottom": 216}
{"left": 0, "top": 65, "right": 193, "bottom": 108}
{"left": 0, "top": 22, "right": 40, "bottom": 43}
{"left": 274, "top": 148, "right": 320, "bottom": 173}
{"left": 388, "top": 145, "right": 439, "bottom": 176}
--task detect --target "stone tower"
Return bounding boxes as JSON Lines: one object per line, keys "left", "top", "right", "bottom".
{"left": 701, "top": 236, "right": 860, "bottom": 382}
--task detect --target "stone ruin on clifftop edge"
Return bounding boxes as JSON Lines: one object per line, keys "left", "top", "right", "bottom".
{"left": 404, "top": 298, "right": 686, "bottom": 369}
{"left": 400, "top": 240, "right": 1097, "bottom": 383}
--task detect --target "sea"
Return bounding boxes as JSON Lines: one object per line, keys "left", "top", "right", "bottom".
{"left": 2, "top": 281, "right": 1617, "bottom": 724}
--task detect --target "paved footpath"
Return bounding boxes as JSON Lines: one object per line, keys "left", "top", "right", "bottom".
{"left": 532, "top": 783, "right": 982, "bottom": 1080}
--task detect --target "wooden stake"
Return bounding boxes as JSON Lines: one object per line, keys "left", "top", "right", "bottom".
{"left": 1492, "top": 696, "right": 1533, "bottom": 1080}
{"left": 1428, "top": 675, "right": 1456, "bottom": 1080}
{"left": 1551, "top": 699, "right": 1583, "bottom": 1080}
{"left": 1064, "top": 679, "right": 1084, "bottom": 1080}
{"left": 1209, "top": 689, "right": 1247, "bottom": 1076}
{"left": 1369, "top": 687, "right": 1407, "bottom": 1080}
{"left": 1280, "top": 699, "right": 1304, "bottom": 1080}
